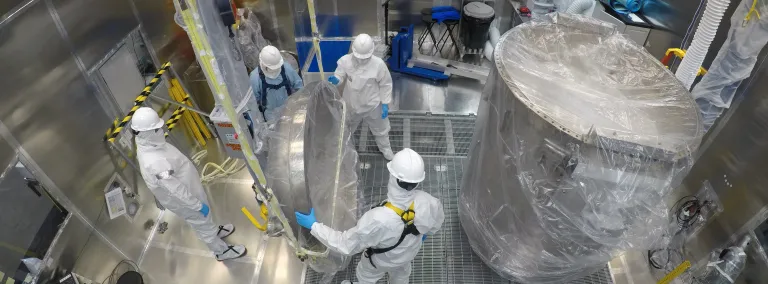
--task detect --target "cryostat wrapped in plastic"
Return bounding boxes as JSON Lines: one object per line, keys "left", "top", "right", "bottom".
{"left": 266, "top": 82, "right": 359, "bottom": 277}
{"left": 459, "top": 13, "right": 704, "bottom": 283}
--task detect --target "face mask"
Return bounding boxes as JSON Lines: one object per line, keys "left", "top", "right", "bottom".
{"left": 396, "top": 179, "right": 419, "bottom": 191}
{"left": 261, "top": 64, "right": 281, "bottom": 79}
{"left": 354, "top": 56, "right": 371, "bottom": 66}
{"left": 136, "top": 128, "right": 166, "bottom": 147}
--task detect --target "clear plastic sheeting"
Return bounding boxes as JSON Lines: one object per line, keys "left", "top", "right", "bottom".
{"left": 691, "top": 0, "right": 768, "bottom": 131}
{"left": 237, "top": 8, "right": 271, "bottom": 72}
{"left": 692, "top": 236, "right": 751, "bottom": 284}
{"left": 459, "top": 13, "right": 703, "bottom": 283}
{"left": 266, "top": 82, "right": 359, "bottom": 278}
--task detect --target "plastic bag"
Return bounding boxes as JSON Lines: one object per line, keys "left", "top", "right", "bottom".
{"left": 237, "top": 8, "right": 271, "bottom": 72}
{"left": 266, "top": 82, "right": 359, "bottom": 276}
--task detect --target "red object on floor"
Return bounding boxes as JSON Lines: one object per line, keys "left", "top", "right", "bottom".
{"left": 520, "top": 6, "right": 531, "bottom": 13}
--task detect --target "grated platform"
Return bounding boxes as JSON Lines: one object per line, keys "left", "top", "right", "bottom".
{"left": 304, "top": 114, "right": 614, "bottom": 284}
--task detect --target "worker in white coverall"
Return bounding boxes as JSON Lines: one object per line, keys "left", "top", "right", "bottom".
{"left": 250, "top": 45, "right": 304, "bottom": 122}
{"left": 131, "top": 107, "right": 246, "bottom": 261}
{"left": 295, "top": 148, "right": 445, "bottom": 284}
{"left": 328, "top": 33, "right": 395, "bottom": 160}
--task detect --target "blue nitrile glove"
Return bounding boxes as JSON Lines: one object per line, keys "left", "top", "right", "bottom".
{"left": 422, "top": 234, "right": 427, "bottom": 242}
{"left": 328, "top": 76, "right": 340, "bottom": 85}
{"left": 295, "top": 208, "right": 317, "bottom": 230}
{"left": 199, "top": 203, "right": 210, "bottom": 217}
{"left": 382, "top": 104, "right": 389, "bottom": 119}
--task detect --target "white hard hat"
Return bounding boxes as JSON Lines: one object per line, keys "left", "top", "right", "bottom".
{"left": 352, "top": 34, "right": 374, "bottom": 59}
{"left": 130, "top": 107, "right": 164, "bottom": 132}
{"left": 387, "top": 148, "right": 425, "bottom": 183}
{"left": 259, "top": 45, "right": 284, "bottom": 70}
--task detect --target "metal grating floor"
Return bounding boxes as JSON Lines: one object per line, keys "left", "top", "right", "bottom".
{"left": 305, "top": 114, "right": 614, "bottom": 284}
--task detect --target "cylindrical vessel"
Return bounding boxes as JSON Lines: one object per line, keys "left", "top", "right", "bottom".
{"left": 461, "top": 2, "right": 495, "bottom": 49}
{"left": 460, "top": 13, "right": 703, "bottom": 283}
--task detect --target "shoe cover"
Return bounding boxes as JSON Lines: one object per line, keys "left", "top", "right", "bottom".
{"left": 217, "top": 224, "right": 235, "bottom": 239}
{"left": 216, "top": 245, "right": 247, "bottom": 261}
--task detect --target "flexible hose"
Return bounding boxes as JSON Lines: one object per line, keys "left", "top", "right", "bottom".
{"left": 676, "top": 0, "right": 731, "bottom": 90}
{"left": 489, "top": 26, "right": 501, "bottom": 46}
{"left": 566, "top": 0, "right": 596, "bottom": 15}
{"left": 191, "top": 149, "right": 247, "bottom": 183}
{"left": 484, "top": 40, "right": 494, "bottom": 60}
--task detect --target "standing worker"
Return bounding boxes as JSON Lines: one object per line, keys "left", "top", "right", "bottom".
{"left": 295, "top": 148, "right": 445, "bottom": 284}
{"left": 250, "top": 45, "right": 303, "bottom": 122}
{"left": 328, "top": 33, "right": 395, "bottom": 160}
{"left": 131, "top": 107, "right": 246, "bottom": 261}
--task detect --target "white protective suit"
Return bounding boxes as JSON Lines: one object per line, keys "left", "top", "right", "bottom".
{"left": 135, "top": 129, "right": 229, "bottom": 254}
{"left": 310, "top": 175, "right": 445, "bottom": 284}
{"left": 334, "top": 54, "right": 394, "bottom": 157}
{"left": 690, "top": 0, "right": 768, "bottom": 131}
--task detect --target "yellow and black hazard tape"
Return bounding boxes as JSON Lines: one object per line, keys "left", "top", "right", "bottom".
{"left": 165, "top": 95, "right": 192, "bottom": 136}
{"left": 104, "top": 62, "right": 172, "bottom": 142}
{"left": 165, "top": 106, "right": 187, "bottom": 135}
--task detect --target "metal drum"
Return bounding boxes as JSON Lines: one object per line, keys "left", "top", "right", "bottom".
{"left": 267, "top": 81, "right": 359, "bottom": 275}
{"left": 459, "top": 13, "right": 703, "bottom": 283}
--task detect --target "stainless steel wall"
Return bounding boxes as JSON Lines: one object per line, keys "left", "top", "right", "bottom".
{"left": 676, "top": 36, "right": 768, "bottom": 284}
{"left": 0, "top": 0, "right": 163, "bottom": 281}
{"left": 131, "top": 0, "right": 217, "bottom": 111}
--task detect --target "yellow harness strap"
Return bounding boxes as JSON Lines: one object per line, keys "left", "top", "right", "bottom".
{"left": 383, "top": 202, "right": 415, "bottom": 224}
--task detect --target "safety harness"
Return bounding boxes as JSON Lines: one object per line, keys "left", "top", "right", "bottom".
{"left": 363, "top": 201, "right": 421, "bottom": 268}
{"left": 257, "top": 66, "right": 293, "bottom": 121}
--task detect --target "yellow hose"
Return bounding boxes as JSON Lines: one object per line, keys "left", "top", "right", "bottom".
{"left": 242, "top": 207, "right": 267, "bottom": 231}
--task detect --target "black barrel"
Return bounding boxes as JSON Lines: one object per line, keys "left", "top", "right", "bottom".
{"left": 461, "top": 2, "right": 495, "bottom": 49}
{"left": 116, "top": 271, "right": 143, "bottom": 284}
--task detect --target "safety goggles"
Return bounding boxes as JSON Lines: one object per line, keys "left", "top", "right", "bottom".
{"left": 397, "top": 179, "right": 419, "bottom": 191}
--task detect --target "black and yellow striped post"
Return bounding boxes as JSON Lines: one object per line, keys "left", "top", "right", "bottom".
{"left": 104, "top": 62, "right": 172, "bottom": 142}
{"left": 164, "top": 94, "right": 192, "bottom": 136}
{"left": 165, "top": 106, "right": 187, "bottom": 135}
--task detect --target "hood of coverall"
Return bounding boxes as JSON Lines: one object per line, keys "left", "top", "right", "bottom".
{"left": 135, "top": 129, "right": 167, "bottom": 148}
{"left": 387, "top": 175, "right": 443, "bottom": 235}
{"left": 260, "top": 62, "right": 282, "bottom": 79}
{"left": 353, "top": 56, "right": 372, "bottom": 67}
{"left": 260, "top": 46, "right": 284, "bottom": 79}
{"left": 387, "top": 175, "right": 416, "bottom": 210}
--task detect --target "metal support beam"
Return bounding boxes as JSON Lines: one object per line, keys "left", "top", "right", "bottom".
{"left": 358, "top": 122, "right": 369, "bottom": 152}
{"left": 147, "top": 93, "right": 210, "bottom": 117}
{"left": 403, "top": 118, "right": 411, "bottom": 149}
{"left": 444, "top": 119, "right": 455, "bottom": 155}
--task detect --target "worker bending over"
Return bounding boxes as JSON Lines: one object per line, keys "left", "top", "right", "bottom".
{"left": 328, "top": 34, "right": 395, "bottom": 160}
{"left": 295, "top": 149, "right": 445, "bottom": 284}
{"left": 131, "top": 107, "right": 246, "bottom": 261}
{"left": 250, "top": 45, "right": 303, "bottom": 122}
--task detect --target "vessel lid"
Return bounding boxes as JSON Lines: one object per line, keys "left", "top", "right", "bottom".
{"left": 464, "top": 2, "right": 495, "bottom": 19}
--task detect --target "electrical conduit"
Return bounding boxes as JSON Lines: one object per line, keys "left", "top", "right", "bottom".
{"left": 676, "top": 0, "right": 731, "bottom": 90}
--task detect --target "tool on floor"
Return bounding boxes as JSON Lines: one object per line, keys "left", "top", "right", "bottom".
{"left": 242, "top": 205, "right": 268, "bottom": 232}
{"left": 657, "top": 260, "right": 691, "bottom": 284}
